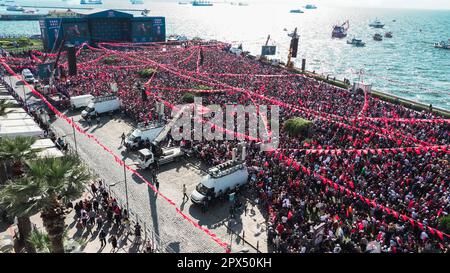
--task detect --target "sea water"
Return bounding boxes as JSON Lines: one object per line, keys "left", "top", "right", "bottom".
{"left": 0, "top": 0, "right": 449, "bottom": 110}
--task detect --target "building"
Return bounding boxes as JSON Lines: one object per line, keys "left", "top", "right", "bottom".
{"left": 39, "top": 9, "right": 166, "bottom": 52}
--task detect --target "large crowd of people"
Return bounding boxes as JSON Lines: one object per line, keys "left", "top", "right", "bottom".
{"left": 3, "top": 40, "right": 449, "bottom": 253}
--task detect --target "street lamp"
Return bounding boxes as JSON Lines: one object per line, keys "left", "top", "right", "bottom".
{"left": 109, "top": 161, "right": 138, "bottom": 215}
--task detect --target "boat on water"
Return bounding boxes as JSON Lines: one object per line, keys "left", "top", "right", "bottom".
{"left": 167, "top": 34, "right": 188, "bottom": 42}
{"left": 6, "top": 5, "right": 24, "bottom": 11}
{"left": 238, "top": 2, "right": 249, "bottom": 6}
{"left": 434, "top": 39, "right": 450, "bottom": 49}
{"left": 141, "top": 9, "right": 150, "bottom": 16}
{"left": 192, "top": 0, "right": 213, "bottom": 6}
{"left": 373, "top": 33, "right": 383, "bottom": 41}
{"left": 178, "top": 1, "right": 189, "bottom": 4}
{"left": 80, "top": 0, "right": 103, "bottom": 4}
{"left": 22, "top": 8, "right": 39, "bottom": 14}
{"left": 130, "top": 0, "right": 144, "bottom": 4}
{"left": 347, "top": 38, "right": 365, "bottom": 47}
{"left": 369, "top": 19, "right": 385, "bottom": 28}
{"left": 332, "top": 20, "right": 349, "bottom": 38}
{"left": 305, "top": 4, "right": 317, "bottom": 9}
{"left": 290, "top": 9, "right": 304, "bottom": 13}
{"left": 384, "top": 31, "right": 393, "bottom": 38}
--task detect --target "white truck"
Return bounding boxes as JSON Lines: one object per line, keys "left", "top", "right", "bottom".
{"left": 125, "top": 121, "right": 165, "bottom": 150}
{"left": 81, "top": 95, "right": 121, "bottom": 119}
{"left": 21, "top": 69, "right": 37, "bottom": 84}
{"left": 190, "top": 160, "right": 249, "bottom": 205}
{"left": 136, "top": 147, "right": 184, "bottom": 169}
{"left": 70, "top": 94, "right": 94, "bottom": 110}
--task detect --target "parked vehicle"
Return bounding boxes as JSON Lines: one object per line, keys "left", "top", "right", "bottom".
{"left": 191, "top": 160, "right": 249, "bottom": 205}
{"left": 70, "top": 94, "right": 94, "bottom": 110}
{"left": 136, "top": 147, "right": 184, "bottom": 169}
{"left": 21, "top": 69, "right": 36, "bottom": 84}
{"left": 81, "top": 95, "right": 120, "bottom": 119}
{"left": 125, "top": 121, "right": 165, "bottom": 150}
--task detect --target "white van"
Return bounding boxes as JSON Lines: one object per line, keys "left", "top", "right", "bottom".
{"left": 81, "top": 95, "right": 120, "bottom": 119}
{"left": 190, "top": 160, "right": 249, "bottom": 205}
{"left": 70, "top": 94, "right": 94, "bottom": 110}
{"left": 21, "top": 69, "right": 36, "bottom": 84}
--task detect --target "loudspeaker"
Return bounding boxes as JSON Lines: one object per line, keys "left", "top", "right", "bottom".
{"left": 302, "top": 59, "right": 306, "bottom": 72}
{"left": 67, "top": 44, "right": 77, "bottom": 76}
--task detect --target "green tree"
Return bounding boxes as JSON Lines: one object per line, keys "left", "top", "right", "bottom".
{"left": 182, "top": 92, "right": 195, "bottom": 103}
{"left": 0, "top": 136, "right": 38, "bottom": 252}
{"left": 24, "top": 155, "right": 92, "bottom": 253}
{"left": 283, "top": 117, "right": 312, "bottom": 137}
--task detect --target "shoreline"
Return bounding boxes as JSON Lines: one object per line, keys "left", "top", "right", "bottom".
{"left": 250, "top": 54, "right": 450, "bottom": 118}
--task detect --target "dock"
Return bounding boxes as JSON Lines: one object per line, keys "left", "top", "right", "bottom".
{"left": 0, "top": 14, "right": 47, "bottom": 21}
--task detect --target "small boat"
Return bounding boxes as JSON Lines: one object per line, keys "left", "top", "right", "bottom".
{"left": 283, "top": 28, "right": 288, "bottom": 31}
{"left": 167, "top": 34, "right": 188, "bottom": 42}
{"left": 373, "top": 33, "right": 383, "bottom": 41}
{"left": 80, "top": 0, "right": 103, "bottom": 4}
{"left": 434, "top": 39, "right": 450, "bottom": 50}
{"left": 22, "top": 8, "right": 38, "bottom": 14}
{"left": 178, "top": 1, "right": 189, "bottom": 4}
{"left": 141, "top": 9, "right": 150, "bottom": 16}
{"left": 192, "top": 0, "right": 213, "bottom": 6}
{"left": 347, "top": 38, "right": 365, "bottom": 47}
{"left": 332, "top": 20, "right": 349, "bottom": 38}
{"left": 369, "top": 19, "right": 385, "bottom": 28}
{"left": 305, "top": 4, "right": 317, "bottom": 9}
{"left": 290, "top": 9, "right": 304, "bottom": 13}
{"left": 130, "top": 0, "right": 144, "bottom": 4}
{"left": 384, "top": 31, "right": 393, "bottom": 38}
{"left": 6, "top": 5, "right": 24, "bottom": 11}
{"left": 238, "top": 2, "right": 249, "bottom": 6}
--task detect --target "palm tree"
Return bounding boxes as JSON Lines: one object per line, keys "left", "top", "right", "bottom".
{"left": 0, "top": 136, "right": 38, "bottom": 177}
{"left": 0, "top": 99, "right": 14, "bottom": 117}
{"left": 0, "top": 136, "right": 38, "bottom": 253}
{"left": 23, "top": 155, "right": 92, "bottom": 253}
{"left": 0, "top": 177, "right": 39, "bottom": 253}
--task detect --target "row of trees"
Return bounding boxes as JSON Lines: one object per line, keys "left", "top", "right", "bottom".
{"left": 0, "top": 99, "right": 92, "bottom": 253}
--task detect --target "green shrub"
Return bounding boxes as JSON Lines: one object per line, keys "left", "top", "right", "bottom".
{"left": 182, "top": 92, "right": 195, "bottom": 103}
{"left": 103, "top": 56, "right": 117, "bottom": 65}
{"left": 439, "top": 215, "right": 450, "bottom": 234}
{"left": 137, "top": 68, "right": 157, "bottom": 78}
{"left": 284, "top": 117, "right": 312, "bottom": 137}
{"left": 17, "top": 37, "right": 32, "bottom": 47}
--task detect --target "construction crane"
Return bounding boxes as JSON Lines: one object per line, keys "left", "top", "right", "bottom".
{"left": 49, "top": 36, "right": 66, "bottom": 86}
{"left": 265, "top": 34, "right": 271, "bottom": 46}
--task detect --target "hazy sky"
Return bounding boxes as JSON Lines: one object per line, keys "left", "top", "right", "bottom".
{"left": 250, "top": 0, "right": 450, "bottom": 10}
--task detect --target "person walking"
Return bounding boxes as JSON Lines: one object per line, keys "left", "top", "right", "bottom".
{"left": 110, "top": 235, "right": 118, "bottom": 252}
{"left": 91, "top": 182, "right": 98, "bottom": 197}
{"left": 87, "top": 116, "right": 92, "bottom": 127}
{"left": 155, "top": 180, "right": 159, "bottom": 191}
{"left": 182, "top": 184, "right": 188, "bottom": 200}
{"left": 134, "top": 223, "right": 142, "bottom": 245}
{"left": 96, "top": 112, "right": 100, "bottom": 125}
{"left": 96, "top": 214, "right": 104, "bottom": 231}
{"left": 99, "top": 229, "right": 107, "bottom": 248}
{"left": 120, "top": 132, "right": 126, "bottom": 145}
{"left": 123, "top": 217, "right": 131, "bottom": 237}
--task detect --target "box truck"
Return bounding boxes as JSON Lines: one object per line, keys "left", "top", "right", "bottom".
{"left": 125, "top": 121, "right": 165, "bottom": 150}
{"left": 81, "top": 95, "right": 121, "bottom": 119}
{"left": 70, "top": 94, "right": 94, "bottom": 110}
